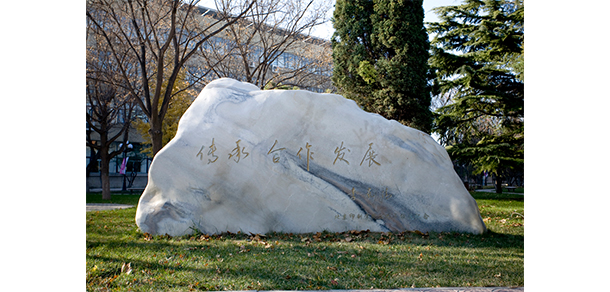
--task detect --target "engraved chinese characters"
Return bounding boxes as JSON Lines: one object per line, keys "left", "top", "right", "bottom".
{"left": 196, "top": 139, "right": 382, "bottom": 170}
{"left": 360, "top": 143, "right": 381, "bottom": 167}
{"left": 135, "top": 78, "right": 487, "bottom": 237}
{"left": 196, "top": 138, "right": 219, "bottom": 164}
{"left": 267, "top": 140, "right": 285, "bottom": 163}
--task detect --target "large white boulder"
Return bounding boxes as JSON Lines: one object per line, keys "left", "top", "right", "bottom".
{"left": 135, "top": 78, "right": 486, "bottom": 236}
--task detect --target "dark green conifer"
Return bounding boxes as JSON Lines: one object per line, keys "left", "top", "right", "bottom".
{"left": 332, "top": 0, "right": 432, "bottom": 133}
{"left": 428, "top": 0, "right": 524, "bottom": 193}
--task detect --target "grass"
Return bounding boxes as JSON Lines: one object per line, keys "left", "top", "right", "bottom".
{"left": 86, "top": 191, "right": 523, "bottom": 291}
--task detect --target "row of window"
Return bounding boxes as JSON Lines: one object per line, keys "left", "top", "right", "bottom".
{"left": 198, "top": 36, "right": 332, "bottom": 76}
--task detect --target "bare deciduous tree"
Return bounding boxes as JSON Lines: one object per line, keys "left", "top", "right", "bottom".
{"left": 86, "top": 30, "right": 136, "bottom": 199}
{"left": 197, "top": 0, "right": 333, "bottom": 90}
{"left": 86, "top": 0, "right": 255, "bottom": 156}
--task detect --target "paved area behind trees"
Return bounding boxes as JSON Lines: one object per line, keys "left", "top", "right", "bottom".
{"left": 86, "top": 203, "right": 134, "bottom": 212}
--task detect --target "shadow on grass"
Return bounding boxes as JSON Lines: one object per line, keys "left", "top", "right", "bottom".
{"left": 87, "top": 231, "right": 523, "bottom": 290}
{"left": 471, "top": 192, "right": 524, "bottom": 202}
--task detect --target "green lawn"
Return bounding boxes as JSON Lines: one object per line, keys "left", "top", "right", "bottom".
{"left": 86, "top": 191, "right": 524, "bottom": 291}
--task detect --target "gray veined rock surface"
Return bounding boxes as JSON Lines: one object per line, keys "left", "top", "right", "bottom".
{"left": 135, "top": 78, "right": 486, "bottom": 236}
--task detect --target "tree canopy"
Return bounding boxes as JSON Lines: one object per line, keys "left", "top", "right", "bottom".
{"left": 133, "top": 70, "right": 195, "bottom": 157}
{"left": 201, "top": 0, "right": 333, "bottom": 91}
{"left": 331, "top": 0, "right": 432, "bottom": 133}
{"left": 428, "top": 0, "right": 524, "bottom": 192}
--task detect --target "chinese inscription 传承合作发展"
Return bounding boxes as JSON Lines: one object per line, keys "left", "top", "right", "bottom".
{"left": 196, "top": 139, "right": 383, "bottom": 170}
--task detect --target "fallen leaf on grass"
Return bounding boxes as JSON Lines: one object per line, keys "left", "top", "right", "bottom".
{"left": 141, "top": 233, "right": 154, "bottom": 241}
{"left": 327, "top": 266, "right": 337, "bottom": 271}
{"left": 330, "top": 279, "right": 338, "bottom": 285}
{"left": 511, "top": 211, "right": 524, "bottom": 218}
{"left": 107, "top": 274, "right": 119, "bottom": 284}
{"left": 350, "top": 230, "right": 366, "bottom": 235}
{"left": 121, "top": 262, "right": 132, "bottom": 275}
{"left": 412, "top": 230, "right": 429, "bottom": 239}
{"left": 313, "top": 232, "right": 323, "bottom": 242}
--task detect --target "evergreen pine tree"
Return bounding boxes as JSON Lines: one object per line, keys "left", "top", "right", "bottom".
{"left": 331, "top": 0, "right": 375, "bottom": 109}
{"left": 428, "top": 0, "right": 524, "bottom": 193}
{"left": 331, "top": 0, "right": 432, "bottom": 133}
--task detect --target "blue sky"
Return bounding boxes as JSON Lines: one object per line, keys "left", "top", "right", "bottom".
{"left": 422, "top": 0, "right": 462, "bottom": 23}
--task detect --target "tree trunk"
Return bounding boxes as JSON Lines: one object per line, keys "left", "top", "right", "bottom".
{"left": 86, "top": 146, "right": 98, "bottom": 193}
{"left": 150, "top": 115, "right": 164, "bottom": 156}
{"left": 86, "top": 146, "right": 99, "bottom": 177}
{"left": 99, "top": 145, "right": 112, "bottom": 200}
{"left": 495, "top": 174, "right": 503, "bottom": 194}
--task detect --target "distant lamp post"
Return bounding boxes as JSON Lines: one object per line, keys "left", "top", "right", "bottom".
{"left": 120, "top": 141, "right": 133, "bottom": 191}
